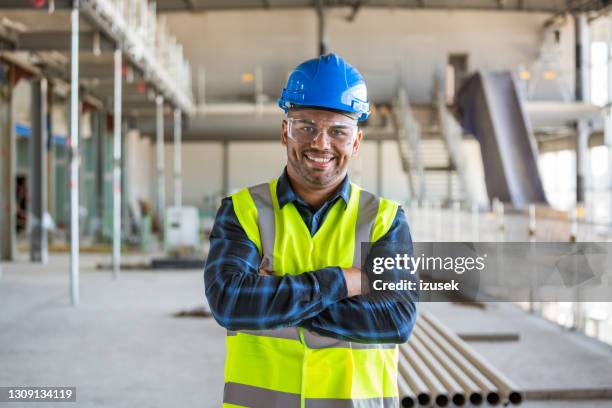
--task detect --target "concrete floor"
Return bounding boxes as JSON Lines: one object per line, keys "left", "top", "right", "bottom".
{"left": 1, "top": 253, "right": 612, "bottom": 407}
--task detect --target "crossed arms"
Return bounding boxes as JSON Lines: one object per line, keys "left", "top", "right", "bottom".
{"left": 204, "top": 198, "right": 418, "bottom": 344}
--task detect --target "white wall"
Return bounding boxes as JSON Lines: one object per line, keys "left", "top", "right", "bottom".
{"left": 125, "top": 130, "right": 155, "bottom": 220}
{"left": 163, "top": 142, "right": 224, "bottom": 208}
{"left": 166, "top": 9, "right": 575, "bottom": 104}
{"left": 161, "top": 138, "right": 412, "bottom": 209}
{"left": 228, "top": 142, "right": 286, "bottom": 193}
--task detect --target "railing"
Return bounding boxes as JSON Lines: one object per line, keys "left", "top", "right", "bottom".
{"left": 394, "top": 87, "right": 425, "bottom": 203}
{"left": 433, "top": 73, "right": 471, "bottom": 207}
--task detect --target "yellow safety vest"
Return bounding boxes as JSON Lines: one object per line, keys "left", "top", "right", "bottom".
{"left": 223, "top": 178, "right": 400, "bottom": 408}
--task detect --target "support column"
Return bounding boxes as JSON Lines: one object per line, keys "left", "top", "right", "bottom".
{"left": 69, "top": 4, "right": 80, "bottom": 306}
{"left": 30, "top": 78, "right": 49, "bottom": 263}
{"left": 112, "top": 48, "right": 122, "bottom": 278}
{"left": 0, "top": 63, "right": 16, "bottom": 261}
{"left": 93, "top": 110, "right": 104, "bottom": 241}
{"left": 155, "top": 95, "right": 166, "bottom": 235}
{"left": 576, "top": 121, "right": 590, "bottom": 205}
{"left": 376, "top": 140, "right": 383, "bottom": 197}
{"left": 173, "top": 108, "right": 182, "bottom": 208}
{"left": 222, "top": 141, "right": 229, "bottom": 197}
{"left": 47, "top": 83, "right": 55, "bottom": 227}
{"left": 604, "top": 17, "right": 612, "bottom": 230}
{"left": 574, "top": 13, "right": 590, "bottom": 205}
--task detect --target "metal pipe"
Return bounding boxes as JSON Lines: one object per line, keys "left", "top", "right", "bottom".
{"left": 173, "top": 108, "right": 182, "bottom": 208}
{"left": 400, "top": 343, "right": 449, "bottom": 407}
{"left": 422, "top": 313, "right": 523, "bottom": 405}
{"left": 410, "top": 334, "right": 466, "bottom": 406}
{"left": 112, "top": 48, "right": 122, "bottom": 279}
{"left": 69, "top": 3, "right": 80, "bottom": 306}
{"left": 415, "top": 318, "right": 499, "bottom": 405}
{"left": 398, "top": 349, "right": 431, "bottom": 406}
{"left": 315, "top": 0, "right": 328, "bottom": 56}
{"left": 155, "top": 95, "right": 165, "bottom": 235}
{"left": 414, "top": 326, "right": 483, "bottom": 405}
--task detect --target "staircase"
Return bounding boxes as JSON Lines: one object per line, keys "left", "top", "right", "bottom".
{"left": 392, "top": 90, "right": 463, "bottom": 205}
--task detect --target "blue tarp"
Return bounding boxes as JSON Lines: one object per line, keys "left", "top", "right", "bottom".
{"left": 15, "top": 123, "right": 67, "bottom": 146}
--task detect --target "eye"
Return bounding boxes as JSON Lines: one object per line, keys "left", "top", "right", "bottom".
{"left": 300, "top": 126, "right": 316, "bottom": 134}
{"left": 330, "top": 127, "right": 351, "bottom": 138}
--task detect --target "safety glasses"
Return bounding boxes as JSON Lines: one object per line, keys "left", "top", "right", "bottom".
{"left": 285, "top": 117, "right": 358, "bottom": 146}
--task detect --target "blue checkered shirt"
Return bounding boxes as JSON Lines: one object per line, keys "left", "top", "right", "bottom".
{"left": 204, "top": 169, "right": 418, "bottom": 343}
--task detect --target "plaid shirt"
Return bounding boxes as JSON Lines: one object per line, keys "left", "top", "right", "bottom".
{"left": 204, "top": 168, "right": 418, "bottom": 343}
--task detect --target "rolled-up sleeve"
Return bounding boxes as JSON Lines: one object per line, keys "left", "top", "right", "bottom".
{"left": 204, "top": 197, "right": 348, "bottom": 331}
{"left": 300, "top": 207, "right": 419, "bottom": 343}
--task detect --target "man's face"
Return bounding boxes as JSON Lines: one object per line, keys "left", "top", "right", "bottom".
{"left": 281, "top": 108, "right": 362, "bottom": 189}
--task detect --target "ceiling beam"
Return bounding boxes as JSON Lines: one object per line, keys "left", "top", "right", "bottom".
{"left": 17, "top": 31, "right": 115, "bottom": 53}
{"left": 154, "top": 0, "right": 600, "bottom": 13}
{"left": 0, "top": 0, "right": 71, "bottom": 10}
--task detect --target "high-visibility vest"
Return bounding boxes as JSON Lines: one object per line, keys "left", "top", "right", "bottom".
{"left": 223, "top": 178, "right": 400, "bottom": 408}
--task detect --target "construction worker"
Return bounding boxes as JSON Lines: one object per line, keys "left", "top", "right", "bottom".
{"left": 204, "top": 53, "right": 418, "bottom": 408}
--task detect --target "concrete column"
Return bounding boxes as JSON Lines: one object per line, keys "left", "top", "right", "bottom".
{"left": 30, "top": 78, "right": 49, "bottom": 263}
{"left": 576, "top": 121, "right": 590, "bottom": 205}
{"left": 173, "top": 108, "right": 182, "bottom": 208}
{"left": 0, "top": 63, "right": 16, "bottom": 261}
{"left": 574, "top": 13, "right": 590, "bottom": 205}
{"left": 574, "top": 13, "right": 590, "bottom": 103}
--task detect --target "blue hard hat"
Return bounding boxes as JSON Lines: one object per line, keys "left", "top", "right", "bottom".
{"left": 278, "top": 53, "right": 370, "bottom": 122}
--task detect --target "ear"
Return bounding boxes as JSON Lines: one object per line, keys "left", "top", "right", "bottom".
{"left": 351, "top": 129, "right": 363, "bottom": 157}
{"left": 281, "top": 119, "right": 288, "bottom": 146}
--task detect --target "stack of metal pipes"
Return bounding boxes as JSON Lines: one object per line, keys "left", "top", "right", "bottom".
{"left": 398, "top": 312, "right": 524, "bottom": 407}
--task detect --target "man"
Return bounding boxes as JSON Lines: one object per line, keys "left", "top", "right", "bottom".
{"left": 205, "top": 53, "right": 418, "bottom": 408}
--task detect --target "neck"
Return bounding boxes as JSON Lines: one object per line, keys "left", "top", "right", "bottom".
{"left": 286, "top": 167, "right": 345, "bottom": 208}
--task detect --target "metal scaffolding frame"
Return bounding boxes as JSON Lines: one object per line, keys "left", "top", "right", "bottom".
{"left": 0, "top": 0, "right": 193, "bottom": 305}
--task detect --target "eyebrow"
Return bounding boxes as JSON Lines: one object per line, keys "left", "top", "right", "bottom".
{"left": 289, "top": 117, "right": 357, "bottom": 126}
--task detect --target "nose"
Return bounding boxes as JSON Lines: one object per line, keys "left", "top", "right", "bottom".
{"left": 310, "top": 129, "right": 332, "bottom": 149}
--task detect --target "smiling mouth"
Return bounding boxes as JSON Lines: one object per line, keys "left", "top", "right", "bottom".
{"left": 304, "top": 152, "right": 335, "bottom": 164}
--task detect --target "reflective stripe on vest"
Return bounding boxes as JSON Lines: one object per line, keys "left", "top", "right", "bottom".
{"left": 225, "top": 178, "right": 400, "bottom": 407}
{"left": 223, "top": 382, "right": 399, "bottom": 408}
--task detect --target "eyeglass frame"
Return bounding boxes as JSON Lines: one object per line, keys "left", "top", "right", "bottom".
{"left": 283, "top": 116, "right": 360, "bottom": 147}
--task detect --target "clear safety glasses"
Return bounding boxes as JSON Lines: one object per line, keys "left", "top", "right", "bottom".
{"left": 286, "top": 117, "right": 358, "bottom": 146}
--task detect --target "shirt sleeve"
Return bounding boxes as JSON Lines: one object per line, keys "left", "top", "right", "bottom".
{"left": 204, "top": 197, "right": 349, "bottom": 331}
{"left": 299, "top": 207, "right": 419, "bottom": 344}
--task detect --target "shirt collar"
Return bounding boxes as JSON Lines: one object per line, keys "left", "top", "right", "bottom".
{"left": 277, "top": 167, "right": 351, "bottom": 209}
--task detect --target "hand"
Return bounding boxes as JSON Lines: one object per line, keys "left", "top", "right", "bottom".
{"left": 259, "top": 266, "right": 274, "bottom": 276}
{"left": 342, "top": 267, "right": 368, "bottom": 297}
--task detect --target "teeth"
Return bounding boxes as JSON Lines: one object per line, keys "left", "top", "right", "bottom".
{"left": 305, "top": 153, "right": 333, "bottom": 163}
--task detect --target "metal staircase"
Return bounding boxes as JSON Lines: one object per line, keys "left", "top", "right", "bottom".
{"left": 392, "top": 88, "right": 462, "bottom": 205}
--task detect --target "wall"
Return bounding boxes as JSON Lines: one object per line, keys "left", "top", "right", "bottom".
{"left": 166, "top": 9, "right": 575, "bottom": 104}
{"left": 162, "top": 139, "right": 413, "bottom": 209}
